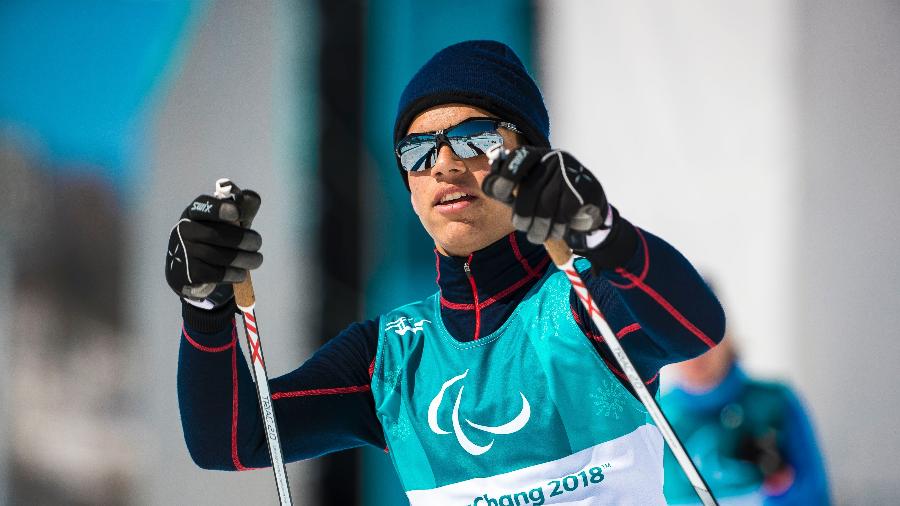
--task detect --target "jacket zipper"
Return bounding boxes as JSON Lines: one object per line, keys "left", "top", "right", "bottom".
{"left": 463, "top": 257, "right": 482, "bottom": 340}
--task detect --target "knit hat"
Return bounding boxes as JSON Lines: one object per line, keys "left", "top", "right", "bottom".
{"left": 393, "top": 40, "right": 550, "bottom": 188}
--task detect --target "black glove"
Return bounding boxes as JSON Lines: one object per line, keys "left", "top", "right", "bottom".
{"left": 165, "top": 181, "right": 262, "bottom": 307}
{"left": 483, "top": 147, "right": 638, "bottom": 268}
{"left": 483, "top": 146, "right": 609, "bottom": 244}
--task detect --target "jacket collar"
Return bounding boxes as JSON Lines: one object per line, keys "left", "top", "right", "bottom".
{"left": 434, "top": 231, "right": 551, "bottom": 306}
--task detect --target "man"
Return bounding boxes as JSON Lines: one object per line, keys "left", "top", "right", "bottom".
{"left": 166, "top": 40, "right": 725, "bottom": 504}
{"left": 662, "top": 337, "right": 830, "bottom": 505}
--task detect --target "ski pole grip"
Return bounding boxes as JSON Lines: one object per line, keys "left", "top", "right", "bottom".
{"left": 213, "top": 177, "right": 257, "bottom": 308}
{"left": 544, "top": 239, "right": 573, "bottom": 267}
{"left": 485, "top": 147, "right": 574, "bottom": 268}
{"left": 484, "top": 148, "right": 573, "bottom": 270}
{"left": 503, "top": 183, "right": 573, "bottom": 267}
{"left": 233, "top": 273, "right": 256, "bottom": 307}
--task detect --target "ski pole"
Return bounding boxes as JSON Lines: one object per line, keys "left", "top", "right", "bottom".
{"left": 215, "top": 179, "right": 293, "bottom": 506}
{"left": 544, "top": 239, "right": 718, "bottom": 506}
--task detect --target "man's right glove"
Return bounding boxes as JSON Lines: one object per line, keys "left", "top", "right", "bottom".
{"left": 165, "top": 181, "right": 263, "bottom": 308}
{"left": 483, "top": 147, "right": 638, "bottom": 269}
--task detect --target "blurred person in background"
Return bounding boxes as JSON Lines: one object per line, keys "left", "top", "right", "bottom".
{"left": 662, "top": 335, "right": 830, "bottom": 505}
{"left": 166, "top": 40, "right": 725, "bottom": 504}
{"left": 1, "top": 143, "right": 133, "bottom": 505}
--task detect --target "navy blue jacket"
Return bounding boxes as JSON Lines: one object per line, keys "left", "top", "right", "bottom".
{"left": 177, "top": 223, "right": 724, "bottom": 470}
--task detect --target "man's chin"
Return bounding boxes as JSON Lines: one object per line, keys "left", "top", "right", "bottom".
{"left": 435, "top": 236, "right": 478, "bottom": 257}
{"left": 434, "top": 226, "right": 511, "bottom": 257}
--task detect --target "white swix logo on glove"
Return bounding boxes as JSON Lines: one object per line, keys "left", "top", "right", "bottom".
{"left": 191, "top": 201, "right": 213, "bottom": 213}
{"left": 428, "top": 370, "right": 531, "bottom": 456}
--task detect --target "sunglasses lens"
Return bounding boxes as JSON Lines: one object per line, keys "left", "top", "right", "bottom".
{"left": 450, "top": 131, "right": 503, "bottom": 158}
{"left": 447, "top": 119, "right": 504, "bottom": 158}
{"left": 397, "top": 136, "right": 436, "bottom": 172}
{"left": 396, "top": 119, "right": 511, "bottom": 171}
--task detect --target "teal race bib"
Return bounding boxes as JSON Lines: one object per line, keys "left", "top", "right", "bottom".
{"left": 371, "top": 263, "right": 666, "bottom": 505}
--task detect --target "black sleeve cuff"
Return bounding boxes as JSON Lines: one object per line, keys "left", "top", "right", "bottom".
{"left": 581, "top": 207, "right": 639, "bottom": 270}
{"left": 181, "top": 299, "right": 237, "bottom": 334}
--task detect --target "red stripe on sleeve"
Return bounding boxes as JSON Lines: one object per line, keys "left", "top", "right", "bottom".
{"left": 231, "top": 344, "right": 251, "bottom": 471}
{"left": 182, "top": 325, "right": 235, "bottom": 353}
{"left": 618, "top": 271, "right": 716, "bottom": 349}
{"left": 571, "top": 301, "right": 642, "bottom": 343}
{"left": 570, "top": 307, "right": 602, "bottom": 343}
{"left": 272, "top": 385, "right": 371, "bottom": 400}
{"left": 616, "top": 323, "right": 641, "bottom": 339}
{"left": 610, "top": 228, "right": 650, "bottom": 289}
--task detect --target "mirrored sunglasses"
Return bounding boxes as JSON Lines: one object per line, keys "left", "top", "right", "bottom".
{"left": 395, "top": 117, "right": 521, "bottom": 172}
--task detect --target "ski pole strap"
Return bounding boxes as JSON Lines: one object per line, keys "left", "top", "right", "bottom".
{"left": 544, "top": 239, "right": 718, "bottom": 506}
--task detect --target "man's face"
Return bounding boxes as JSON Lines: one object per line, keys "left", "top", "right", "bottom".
{"left": 406, "top": 104, "right": 518, "bottom": 257}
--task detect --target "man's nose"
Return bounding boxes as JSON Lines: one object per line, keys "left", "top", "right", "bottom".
{"left": 430, "top": 144, "right": 465, "bottom": 176}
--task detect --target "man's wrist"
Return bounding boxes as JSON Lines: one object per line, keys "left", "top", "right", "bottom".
{"left": 181, "top": 298, "right": 237, "bottom": 333}
{"left": 579, "top": 208, "right": 638, "bottom": 270}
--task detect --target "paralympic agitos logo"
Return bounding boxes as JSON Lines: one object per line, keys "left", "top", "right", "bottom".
{"left": 428, "top": 370, "right": 531, "bottom": 455}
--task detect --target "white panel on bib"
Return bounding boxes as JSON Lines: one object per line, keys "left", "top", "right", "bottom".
{"left": 406, "top": 424, "right": 665, "bottom": 506}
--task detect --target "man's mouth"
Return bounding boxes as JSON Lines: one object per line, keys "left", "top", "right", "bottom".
{"left": 437, "top": 191, "right": 476, "bottom": 206}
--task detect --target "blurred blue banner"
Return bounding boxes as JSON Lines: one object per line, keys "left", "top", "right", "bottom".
{"left": 0, "top": 1, "right": 203, "bottom": 191}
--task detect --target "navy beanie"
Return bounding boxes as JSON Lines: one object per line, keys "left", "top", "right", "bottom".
{"left": 393, "top": 40, "right": 550, "bottom": 187}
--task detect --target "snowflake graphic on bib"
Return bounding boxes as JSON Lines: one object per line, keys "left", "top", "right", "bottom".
{"left": 591, "top": 380, "right": 630, "bottom": 419}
